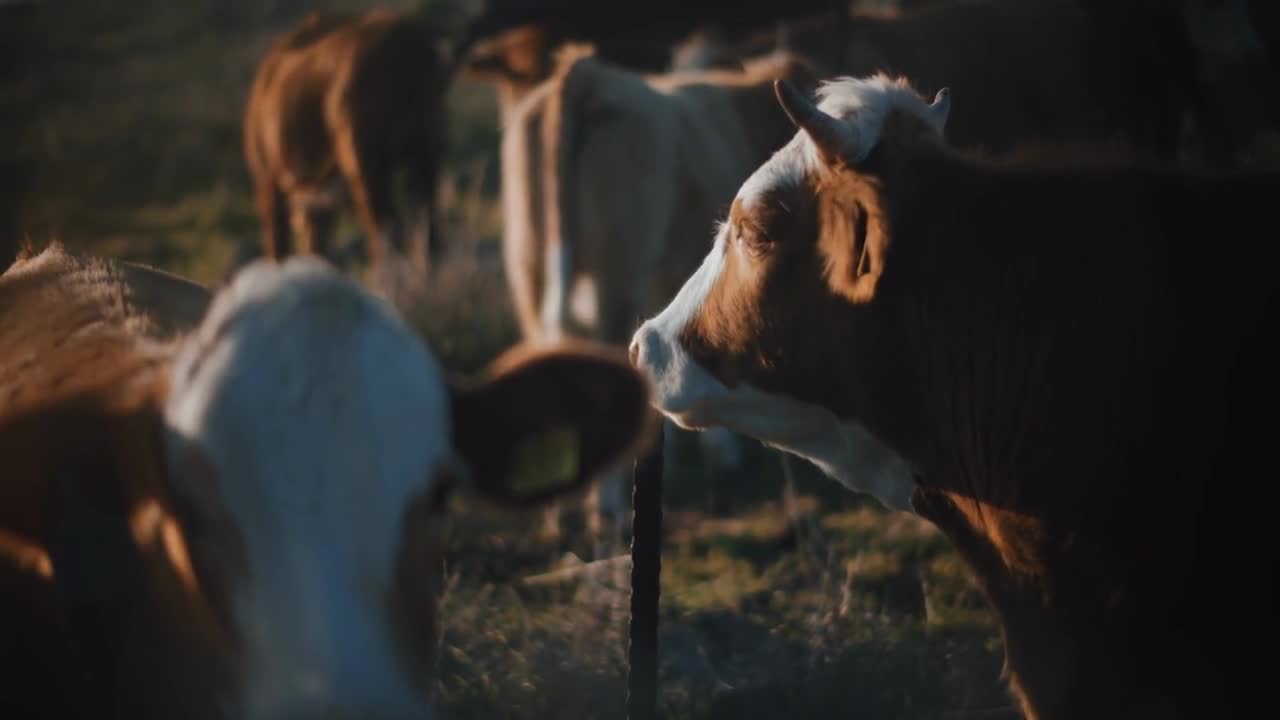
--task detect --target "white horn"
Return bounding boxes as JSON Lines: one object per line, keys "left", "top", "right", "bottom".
{"left": 925, "top": 87, "right": 951, "bottom": 134}
{"left": 774, "top": 78, "right": 859, "bottom": 165}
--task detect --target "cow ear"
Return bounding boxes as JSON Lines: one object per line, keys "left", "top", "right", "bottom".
{"left": 819, "top": 184, "right": 890, "bottom": 305}
{"left": 448, "top": 343, "right": 655, "bottom": 507}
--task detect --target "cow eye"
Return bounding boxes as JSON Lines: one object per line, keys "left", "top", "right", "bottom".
{"left": 739, "top": 226, "right": 772, "bottom": 258}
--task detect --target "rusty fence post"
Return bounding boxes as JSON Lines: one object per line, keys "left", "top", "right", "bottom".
{"left": 627, "top": 416, "right": 664, "bottom": 720}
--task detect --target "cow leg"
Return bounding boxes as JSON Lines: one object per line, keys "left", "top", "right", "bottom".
{"left": 256, "top": 181, "right": 290, "bottom": 259}
{"left": 586, "top": 292, "right": 648, "bottom": 553}
{"left": 289, "top": 205, "right": 336, "bottom": 263}
{"left": 404, "top": 151, "right": 442, "bottom": 278}
{"left": 331, "top": 130, "right": 395, "bottom": 275}
{"left": 532, "top": 248, "right": 576, "bottom": 545}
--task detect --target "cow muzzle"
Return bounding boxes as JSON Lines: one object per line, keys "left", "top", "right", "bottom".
{"left": 629, "top": 323, "right": 731, "bottom": 430}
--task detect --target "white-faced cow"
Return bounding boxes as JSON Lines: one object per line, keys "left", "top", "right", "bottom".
{"left": 0, "top": 250, "right": 652, "bottom": 719}
{"left": 498, "top": 44, "right": 818, "bottom": 541}
{"left": 242, "top": 9, "right": 455, "bottom": 283}
{"left": 629, "top": 74, "right": 1280, "bottom": 719}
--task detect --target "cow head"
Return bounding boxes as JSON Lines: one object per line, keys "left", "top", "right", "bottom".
{"left": 460, "top": 24, "right": 556, "bottom": 94}
{"left": 158, "top": 257, "right": 651, "bottom": 718}
{"left": 629, "top": 74, "right": 951, "bottom": 513}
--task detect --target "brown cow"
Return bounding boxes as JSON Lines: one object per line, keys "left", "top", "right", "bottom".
{"left": 0, "top": 251, "right": 652, "bottom": 718}
{"left": 629, "top": 74, "right": 1280, "bottom": 718}
{"left": 0, "top": 242, "right": 213, "bottom": 717}
{"left": 242, "top": 9, "right": 455, "bottom": 281}
{"left": 498, "top": 44, "right": 817, "bottom": 541}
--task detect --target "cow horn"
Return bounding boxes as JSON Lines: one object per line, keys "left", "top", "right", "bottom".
{"left": 925, "top": 87, "right": 951, "bottom": 134}
{"left": 774, "top": 78, "right": 857, "bottom": 166}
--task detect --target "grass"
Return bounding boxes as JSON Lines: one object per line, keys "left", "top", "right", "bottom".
{"left": 3, "top": 1, "right": 1013, "bottom": 717}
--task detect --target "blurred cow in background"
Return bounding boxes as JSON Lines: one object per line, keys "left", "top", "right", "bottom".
{"left": 242, "top": 9, "right": 459, "bottom": 295}
{"left": 498, "top": 44, "right": 819, "bottom": 543}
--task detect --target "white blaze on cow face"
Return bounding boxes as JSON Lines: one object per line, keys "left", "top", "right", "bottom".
{"left": 163, "top": 257, "right": 445, "bottom": 719}
{"left": 733, "top": 130, "right": 818, "bottom": 214}
{"left": 630, "top": 230, "right": 728, "bottom": 422}
{"left": 629, "top": 74, "right": 949, "bottom": 514}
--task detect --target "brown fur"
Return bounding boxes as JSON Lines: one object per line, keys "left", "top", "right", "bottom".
{"left": 0, "top": 242, "right": 210, "bottom": 417}
{"left": 0, "top": 247, "right": 223, "bottom": 717}
{"left": 0, "top": 384, "right": 237, "bottom": 719}
{"left": 676, "top": 88, "right": 1280, "bottom": 718}
{"left": 243, "top": 10, "right": 453, "bottom": 273}
{"left": 463, "top": 23, "right": 561, "bottom": 114}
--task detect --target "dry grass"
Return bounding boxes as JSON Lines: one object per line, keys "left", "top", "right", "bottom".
{"left": 430, "top": 480, "right": 1011, "bottom": 720}
{"left": 3, "top": 2, "right": 1014, "bottom": 718}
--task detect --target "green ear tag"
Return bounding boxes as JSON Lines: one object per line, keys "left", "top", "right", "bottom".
{"left": 508, "top": 426, "right": 581, "bottom": 498}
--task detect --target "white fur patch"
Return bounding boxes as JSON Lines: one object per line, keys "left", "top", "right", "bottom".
{"left": 539, "top": 239, "right": 571, "bottom": 342}
{"left": 630, "top": 231, "right": 728, "bottom": 418}
{"left": 632, "top": 320, "right": 915, "bottom": 512}
{"left": 163, "top": 257, "right": 442, "bottom": 719}
{"left": 569, "top": 274, "right": 599, "bottom": 330}
{"left": 812, "top": 74, "right": 949, "bottom": 157}
{"left": 734, "top": 135, "right": 813, "bottom": 212}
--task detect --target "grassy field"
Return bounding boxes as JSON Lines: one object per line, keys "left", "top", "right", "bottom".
{"left": 2, "top": 1, "right": 1013, "bottom": 717}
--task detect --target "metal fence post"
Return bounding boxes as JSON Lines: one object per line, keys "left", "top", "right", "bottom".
{"left": 627, "top": 416, "right": 664, "bottom": 720}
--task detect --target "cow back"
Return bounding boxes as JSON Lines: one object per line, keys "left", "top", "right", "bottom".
{"left": 0, "top": 243, "right": 209, "bottom": 416}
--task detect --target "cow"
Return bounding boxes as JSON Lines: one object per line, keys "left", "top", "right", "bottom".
{"left": 704, "top": 0, "right": 1277, "bottom": 166}
{"left": 0, "top": 250, "right": 653, "bottom": 718}
{"left": 628, "top": 73, "right": 1280, "bottom": 719}
{"left": 497, "top": 43, "right": 818, "bottom": 543}
{"left": 242, "top": 9, "right": 456, "bottom": 285}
